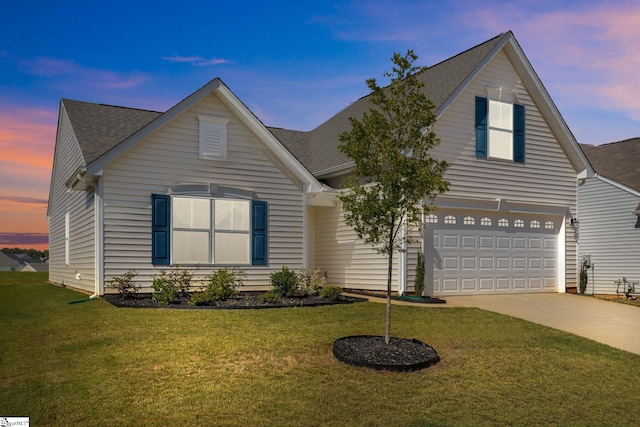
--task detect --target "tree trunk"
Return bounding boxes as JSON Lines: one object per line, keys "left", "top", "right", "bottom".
{"left": 385, "top": 230, "right": 394, "bottom": 345}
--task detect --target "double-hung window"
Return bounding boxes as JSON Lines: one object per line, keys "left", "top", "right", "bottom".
{"left": 475, "top": 91, "right": 525, "bottom": 163}
{"left": 151, "top": 194, "right": 267, "bottom": 266}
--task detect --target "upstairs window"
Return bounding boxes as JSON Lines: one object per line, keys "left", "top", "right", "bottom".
{"left": 475, "top": 92, "right": 525, "bottom": 163}
{"left": 198, "top": 115, "right": 229, "bottom": 160}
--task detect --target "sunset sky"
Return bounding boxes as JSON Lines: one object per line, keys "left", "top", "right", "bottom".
{"left": 1, "top": 0, "right": 639, "bottom": 251}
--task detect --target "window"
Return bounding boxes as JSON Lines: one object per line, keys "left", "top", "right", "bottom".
{"left": 425, "top": 214, "right": 438, "bottom": 224}
{"left": 475, "top": 96, "right": 525, "bottom": 162}
{"left": 530, "top": 220, "right": 540, "bottom": 229}
{"left": 198, "top": 115, "right": 229, "bottom": 160}
{"left": 444, "top": 215, "right": 456, "bottom": 225}
{"left": 514, "top": 219, "right": 525, "bottom": 228}
{"left": 481, "top": 217, "right": 492, "bottom": 226}
{"left": 463, "top": 216, "right": 475, "bottom": 225}
{"left": 498, "top": 218, "right": 509, "bottom": 227}
{"left": 152, "top": 194, "right": 267, "bottom": 266}
{"left": 545, "top": 221, "right": 554, "bottom": 230}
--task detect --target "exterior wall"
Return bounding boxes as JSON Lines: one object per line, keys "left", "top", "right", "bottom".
{"left": 48, "top": 106, "right": 96, "bottom": 293}
{"left": 578, "top": 177, "right": 640, "bottom": 294}
{"left": 101, "top": 92, "right": 305, "bottom": 292}
{"left": 430, "top": 49, "right": 578, "bottom": 288}
{"left": 313, "top": 204, "right": 398, "bottom": 290}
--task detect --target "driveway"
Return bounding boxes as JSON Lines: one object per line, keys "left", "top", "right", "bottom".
{"left": 444, "top": 293, "right": 640, "bottom": 356}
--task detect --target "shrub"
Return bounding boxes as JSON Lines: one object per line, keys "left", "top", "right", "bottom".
{"left": 319, "top": 285, "right": 343, "bottom": 301}
{"left": 152, "top": 270, "right": 179, "bottom": 305}
{"left": 260, "top": 291, "right": 281, "bottom": 303}
{"left": 414, "top": 250, "right": 425, "bottom": 297}
{"left": 270, "top": 266, "right": 299, "bottom": 297}
{"left": 579, "top": 260, "right": 588, "bottom": 295}
{"left": 172, "top": 266, "right": 195, "bottom": 296}
{"left": 189, "top": 268, "right": 243, "bottom": 306}
{"left": 106, "top": 270, "right": 139, "bottom": 298}
{"left": 297, "top": 268, "right": 326, "bottom": 297}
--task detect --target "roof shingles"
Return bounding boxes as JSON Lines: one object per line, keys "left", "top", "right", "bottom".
{"left": 580, "top": 138, "right": 640, "bottom": 193}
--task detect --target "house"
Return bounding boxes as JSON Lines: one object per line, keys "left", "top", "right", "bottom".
{"left": 47, "top": 31, "right": 591, "bottom": 297}
{"left": 0, "top": 252, "right": 48, "bottom": 272}
{"left": 0, "top": 252, "right": 20, "bottom": 271}
{"left": 578, "top": 138, "right": 640, "bottom": 294}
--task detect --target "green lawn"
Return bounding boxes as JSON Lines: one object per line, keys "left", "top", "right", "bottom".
{"left": 2, "top": 272, "right": 640, "bottom": 426}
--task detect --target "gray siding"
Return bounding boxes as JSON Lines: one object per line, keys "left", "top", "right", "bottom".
{"left": 578, "top": 177, "right": 640, "bottom": 294}
{"left": 101, "top": 92, "right": 305, "bottom": 292}
{"left": 314, "top": 204, "right": 398, "bottom": 290}
{"left": 48, "top": 106, "right": 96, "bottom": 293}
{"left": 430, "top": 49, "right": 578, "bottom": 287}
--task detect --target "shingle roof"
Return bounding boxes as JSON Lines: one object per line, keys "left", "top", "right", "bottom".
{"left": 273, "top": 32, "right": 506, "bottom": 176}
{"left": 62, "top": 99, "right": 162, "bottom": 166}
{"left": 580, "top": 138, "right": 640, "bottom": 193}
{"left": 0, "top": 252, "right": 20, "bottom": 267}
{"left": 63, "top": 32, "right": 507, "bottom": 177}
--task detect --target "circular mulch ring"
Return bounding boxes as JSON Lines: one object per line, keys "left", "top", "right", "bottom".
{"left": 333, "top": 335, "right": 440, "bottom": 372}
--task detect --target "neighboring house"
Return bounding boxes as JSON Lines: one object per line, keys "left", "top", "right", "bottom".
{"left": 0, "top": 252, "right": 20, "bottom": 271}
{"left": 48, "top": 31, "right": 591, "bottom": 297}
{"left": 578, "top": 138, "right": 640, "bottom": 294}
{"left": 0, "top": 253, "right": 49, "bottom": 272}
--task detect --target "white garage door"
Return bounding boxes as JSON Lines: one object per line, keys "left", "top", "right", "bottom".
{"left": 424, "top": 210, "right": 561, "bottom": 296}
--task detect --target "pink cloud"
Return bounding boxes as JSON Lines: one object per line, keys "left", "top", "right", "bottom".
{"left": 21, "top": 57, "right": 148, "bottom": 91}
{"left": 466, "top": 2, "right": 640, "bottom": 122}
{"left": 162, "top": 55, "right": 231, "bottom": 66}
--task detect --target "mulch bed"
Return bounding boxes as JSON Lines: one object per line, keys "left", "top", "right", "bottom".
{"left": 103, "top": 292, "right": 366, "bottom": 310}
{"left": 333, "top": 335, "right": 440, "bottom": 372}
{"left": 346, "top": 289, "right": 446, "bottom": 304}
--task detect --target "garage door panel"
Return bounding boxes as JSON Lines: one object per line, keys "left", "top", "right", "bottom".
{"left": 426, "top": 210, "right": 559, "bottom": 296}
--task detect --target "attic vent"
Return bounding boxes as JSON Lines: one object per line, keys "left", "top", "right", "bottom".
{"left": 198, "top": 115, "right": 229, "bottom": 160}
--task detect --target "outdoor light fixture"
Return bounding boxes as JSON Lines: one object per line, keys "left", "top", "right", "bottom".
{"left": 571, "top": 218, "right": 579, "bottom": 229}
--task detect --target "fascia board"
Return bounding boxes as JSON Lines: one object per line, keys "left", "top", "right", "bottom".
{"left": 86, "top": 78, "right": 224, "bottom": 175}
{"left": 435, "top": 33, "right": 511, "bottom": 119}
{"left": 596, "top": 174, "right": 640, "bottom": 198}
{"left": 504, "top": 37, "right": 594, "bottom": 176}
{"left": 215, "top": 83, "right": 324, "bottom": 194}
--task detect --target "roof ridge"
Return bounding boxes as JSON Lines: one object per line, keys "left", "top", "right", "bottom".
{"left": 595, "top": 137, "right": 640, "bottom": 147}
{"left": 62, "top": 98, "right": 164, "bottom": 114}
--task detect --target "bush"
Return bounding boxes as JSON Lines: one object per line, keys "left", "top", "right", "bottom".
{"left": 172, "top": 266, "right": 195, "bottom": 296}
{"left": 260, "top": 291, "right": 281, "bottom": 303}
{"left": 106, "top": 270, "right": 139, "bottom": 298}
{"left": 579, "top": 260, "right": 588, "bottom": 295}
{"left": 414, "top": 250, "right": 425, "bottom": 297}
{"left": 189, "top": 268, "right": 243, "bottom": 306}
{"left": 270, "top": 266, "right": 299, "bottom": 297}
{"left": 297, "top": 268, "right": 325, "bottom": 297}
{"left": 152, "top": 270, "right": 179, "bottom": 305}
{"left": 319, "top": 285, "right": 343, "bottom": 301}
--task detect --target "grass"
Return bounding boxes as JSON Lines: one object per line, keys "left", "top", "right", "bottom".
{"left": 2, "top": 272, "right": 640, "bottom": 426}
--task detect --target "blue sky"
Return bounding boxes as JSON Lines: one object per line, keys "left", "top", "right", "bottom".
{"left": 1, "top": 0, "right": 639, "bottom": 249}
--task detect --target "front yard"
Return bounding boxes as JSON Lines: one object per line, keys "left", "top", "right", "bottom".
{"left": 2, "top": 272, "right": 640, "bottom": 426}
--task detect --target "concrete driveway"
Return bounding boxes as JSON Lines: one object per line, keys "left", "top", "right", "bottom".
{"left": 444, "top": 293, "right": 640, "bottom": 356}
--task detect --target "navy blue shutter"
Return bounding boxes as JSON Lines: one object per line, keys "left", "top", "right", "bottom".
{"left": 513, "top": 103, "right": 525, "bottom": 163}
{"left": 475, "top": 96, "right": 488, "bottom": 158}
{"left": 151, "top": 194, "right": 170, "bottom": 265}
{"left": 251, "top": 200, "right": 268, "bottom": 265}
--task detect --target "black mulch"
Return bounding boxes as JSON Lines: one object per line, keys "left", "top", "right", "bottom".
{"left": 333, "top": 335, "right": 440, "bottom": 372}
{"left": 103, "top": 293, "right": 366, "bottom": 310}
{"left": 346, "top": 289, "right": 446, "bottom": 304}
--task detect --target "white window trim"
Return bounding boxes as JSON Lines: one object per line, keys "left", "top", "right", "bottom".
{"left": 485, "top": 87, "right": 517, "bottom": 161}
{"left": 171, "top": 195, "right": 250, "bottom": 265}
{"left": 198, "top": 115, "right": 230, "bottom": 161}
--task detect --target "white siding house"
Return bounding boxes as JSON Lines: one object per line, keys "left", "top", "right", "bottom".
{"left": 578, "top": 139, "right": 640, "bottom": 294}
{"left": 276, "top": 31, "right": 590, "bottom": 296}
{"left": 48, "top": 31, "right": 591, "bottom": 297}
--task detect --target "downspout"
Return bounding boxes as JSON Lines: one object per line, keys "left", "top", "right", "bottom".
{"left": 95, "top": 177, "right": 104, "bottom": 297}
{"left": 398, "top": 217, "right": 408, "bottom": 295}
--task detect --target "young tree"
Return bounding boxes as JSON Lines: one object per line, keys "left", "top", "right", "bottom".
{"left": 338, "top": 50, "right": 449, "bottom": 345}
